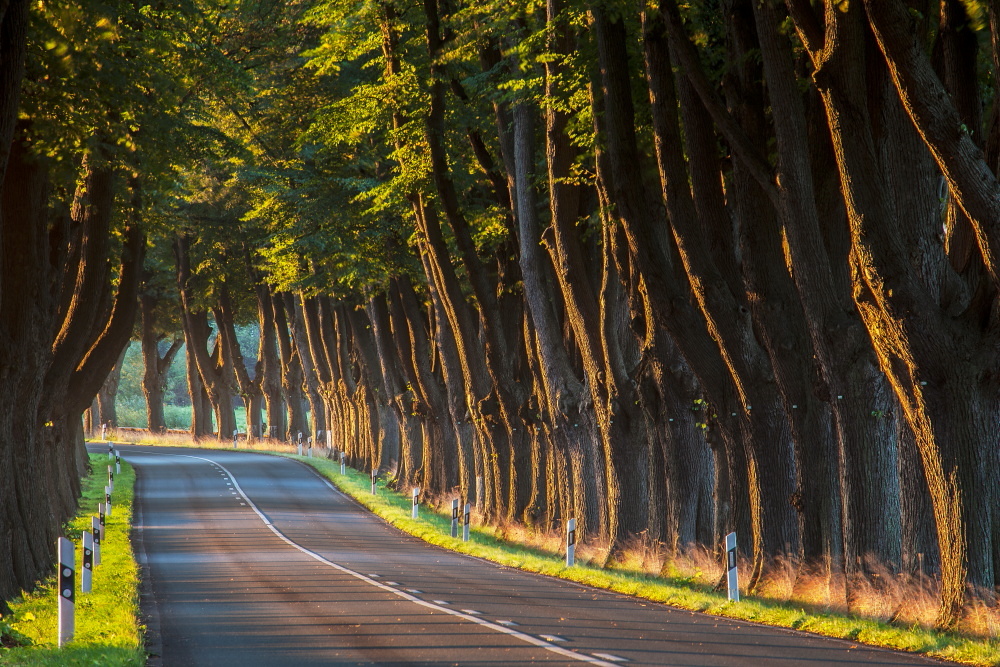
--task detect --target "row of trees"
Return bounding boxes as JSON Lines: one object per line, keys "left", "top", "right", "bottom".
{"left": 3, "top": 0, "right": 1000, "bottom": 632}
{"left": 0, "top": 0, "right": 276, "bottom": 612}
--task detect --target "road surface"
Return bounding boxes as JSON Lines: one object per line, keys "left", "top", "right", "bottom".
{"left": 111, "top": 445, "right": 946, "bottom": 666}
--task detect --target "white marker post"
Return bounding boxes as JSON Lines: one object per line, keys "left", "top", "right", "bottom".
{"left": 340, "top": 451, "right": 346, "bottom": 475}
{"left": 297, "top": 432, "right": 303, "bottom": 456}
{"left": 107, "top": 440, "right": 113, "bottom": 460}
{"left": 233, "top": 429, "right": 238, "bottom": 449}
{"left": 115, "top": 451, "right": 121, "bottom": 474}
{"left": 566, "top": 518, "right": 577, "bottom": 567}
{"left": 307, "top": 437, "right": 313, "bottom": 458}
{"left": 92, "top": 514, "right": 101, "bottom": 566}
{"left": 105, "top": 485, "right": 112, "bottom": 517}
{"left": 725, "top": 531, "right": 739, "bottom": 602}
{"left": 371, "top": 468, "right": 377, "bottom": 495}
{"left": 57, "top": 537, "right": 74, "bottom": 646}
{"left": 463, "top": 503, "right": 471, "bottom": 541}
{"left": 101, "top": 424, "right": 108, "bottom": 442}
{"left": 451, "top": 499, "right": 459, "bottom": 538}
{"left": 81, "top": 531, "right": 93, "bottom": 593}
{"left": 107, "top": 465, "right": 114, "bottom": 493}
{"left": 411, "top": 488, "right": 420, "bottom": 519}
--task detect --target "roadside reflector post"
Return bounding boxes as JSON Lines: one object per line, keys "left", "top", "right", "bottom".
{"left": 233, "top": 429, "right": 238, "bottom": 448}
{"left": 107, "top": 440, "right": 113, "bottom": 460}
{"left": 107, "top": 465, "right": 114, "bottom": 493}
{"left": 566, "top": 518, "right": 577, "bottom": 567}
{"left": 340, "top": 451, "right": 346, "bottom": 475}
{"left": 726, "top": 531, "right": 739, "bottom": 602}
{"left": 307, "top": 436, "right": 313, "bottom": 458}
{"left": 82, "top": 532, "right": 93, "bottom": 593}
{"left": 105, "top": 485, "right": 112, "bottom": 517}
{"left": 57, "top": 537, "right": 74, "bottom": 646}
{"left": 371, "top": 468, "right": 377, "bottom": 494}
{"left": 451, "top": 499, "right": 459, "bottom": 537}
{"left": 463, "top": 503, "right": 471, "bottom": 541}
{"left": 297, "top": 432, "right": 303, "bottom": 456}
{"left": 92, "top": 514, "right": 101, "bottom": 566}
{"left": 101, "top": 423, "right": 108, "bottom": 442}
{"left": 115, "top": 451, "right": 120, "bottom": 474}
{"left": 411, "top": 488, "right": 420, "bottom": 519}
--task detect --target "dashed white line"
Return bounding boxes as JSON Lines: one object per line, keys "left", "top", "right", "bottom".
{"left": 592, "top": 653, "right": 627, "bottom": 662}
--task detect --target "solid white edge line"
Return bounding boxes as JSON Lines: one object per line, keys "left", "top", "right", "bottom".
{"left": 125, "top": 450, "right": 619, "bottom": 667}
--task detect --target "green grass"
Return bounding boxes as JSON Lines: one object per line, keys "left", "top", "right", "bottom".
{"left": 0, "top": 454, "right": 143, "bottom": 666}
{"left": 282, "top": 454, "right": 1000, "bottom": 667}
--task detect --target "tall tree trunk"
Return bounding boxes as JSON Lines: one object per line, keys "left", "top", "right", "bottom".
{"left": 97, "top": 345, "right": 128, "bottom": 428}
{"left": 256, "top": 285, "right": 284, "bottom": 441}
{"left": 214, "top": 282, "right": 263, "bottom": 439}
{"left": 272, "top": 291, "right": 302, "bottom": 440}
{"left": 175, "top": 236, "right": 236, "bottom": 439}
{"left": 183, "top": 316, "right": 213, "bottom": 438}
{"left": 140, "top": 289, "right": 183, "bottom": 433}
{"left": 291, "top": 293, "right": 328, "bottom": 438}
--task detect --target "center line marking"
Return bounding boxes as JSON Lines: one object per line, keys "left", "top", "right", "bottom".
{"left": 592, "top": 653, "right": 627, "bottom": 662}
{"left": 127, "top": 450, "right": 619, "bottom": 667}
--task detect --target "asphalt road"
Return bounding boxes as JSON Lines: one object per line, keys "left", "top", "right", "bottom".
{"left": 111, "top": 445, "right": 946, "bottom": 666}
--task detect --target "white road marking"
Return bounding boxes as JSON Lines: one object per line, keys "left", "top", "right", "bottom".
{"left": 592, "top": 653, "right": 627, "bottom": 662}
{"left": 540, "top": 634, "right": 567, "bottom": 642}
{"left": 127, "top": 450, "right": 620, "bottom": 667}
{"left": 432, "top": 600, "right": 450, "bottom": 605}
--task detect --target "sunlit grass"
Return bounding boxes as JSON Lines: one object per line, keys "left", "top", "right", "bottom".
{"left": 0, "top": 454, "right": 143, "bottom": 666}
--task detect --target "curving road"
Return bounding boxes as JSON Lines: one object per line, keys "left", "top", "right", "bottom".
{"left": 108, "top": 445, "right": 946, "bottom": 666}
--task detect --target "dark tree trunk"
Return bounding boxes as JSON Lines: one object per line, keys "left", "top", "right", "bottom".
{"left": 175, "top": 236, "right": 236, "bottom": 439}
{"left": 214, "top": 282, "right": 263, "bottom": 440}
{"left": 291, "top": 293, "right": 328, "bottom": 438}
{"left": 140, "top": 289, "right": 183, "bottom": 433}
{"left": 183, "top": 316, "right": 214, "bottom": 438}
{"left": 271, "top": 292, "right": 302, "bottom": 440}
{"left": 256, "top": 285, "right": 284, "bottom": 441}
{"left": 97, "top": 345, "right": 128, "bottom": 428}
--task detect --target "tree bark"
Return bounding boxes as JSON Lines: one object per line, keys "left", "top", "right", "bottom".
{"left": 141, "top": 288, "right": 183, "bottom": 433}
{"left": 174, "top": 235, "right": 237, "bottom": 439}
{"left": 97, "top": 345, "right": 128, "bottom": 428}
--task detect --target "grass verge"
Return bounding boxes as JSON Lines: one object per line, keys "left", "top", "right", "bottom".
{"left": 0, "top": 453, "right": 143, "bottom": 666}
